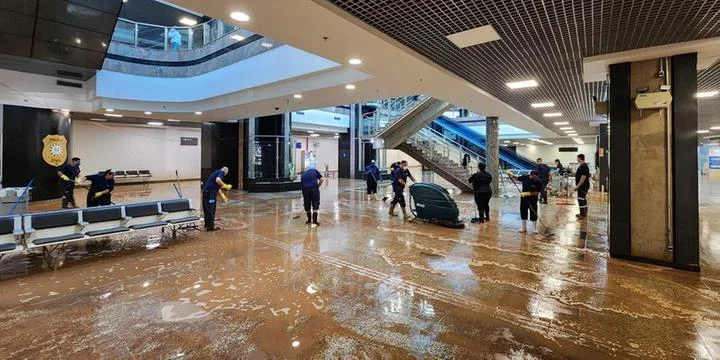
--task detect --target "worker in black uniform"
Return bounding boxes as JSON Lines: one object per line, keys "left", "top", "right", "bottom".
{"left": 573, "top": 154, "right": 591, "bottom": 220}
{"left": 506, "top": 169, "right": 543, "bottom": 234}
{"left": 389, "top": 160, "right": 413, "bottom": 220}
{"left": 85, "top": 170, "right": 115, "bottom": 207}
{"left": 536, "top": 158, "right": 552, "bottom": 204}
{"left": 202, "top": 166, "right": 230, "bottom": 231}
{"left": 301, "top": 166, "right": 324, "bottom": 225}
{"left": 468, "top": 162, "right": 492, "bottom": 223}
{"left": 57, "top": 157, "right": 81, "bottom": 209}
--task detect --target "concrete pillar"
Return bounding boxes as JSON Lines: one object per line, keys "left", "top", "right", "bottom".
{"left": 486, "top": 116, "right": 500, "bottom": 196}
{"left": 608, "top": 54, "right": 699, "bottom": 271}
{"left": 598, "top": 123, "right": 609, "bottom": 192}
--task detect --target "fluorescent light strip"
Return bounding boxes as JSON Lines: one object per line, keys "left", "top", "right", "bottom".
{"left": 506, "top": 80, "right": 538, "bottom": 89}
{"left": 167, "top": 119, "right": 182, "bottom": 122}
{"left": 696, "top": 91, "right": 719, "bottom": 98}
{"left": 553, "top": 121, "right": 569, "bottom": 125}
{"left": 710, "top": 126, "right": 720, "bottom": 130}
{"left": 572, "top": 137, "right": 585, "bottom": 144}
{"left": 231, "top": 35, "right": 245, "bottom": 41}
{"left": 559, "top": 127, "right": 573, "bottom": 130}
{"left": 104, "top": 113, "right": 122, "bottom": 117}
{"left": 543, "top": 112, "right": 562, "bottom": 117}
{"left": 697, "top": 130, "right": 710, "bottom": 134}
{"left": 531, "top": 102, "right": 554, "bottom": 108}
{"left": 179, "top": 17, "right": 197, "bottom": 26}
{"left": 147, "top": 122, "right": 164, "bottom": 126}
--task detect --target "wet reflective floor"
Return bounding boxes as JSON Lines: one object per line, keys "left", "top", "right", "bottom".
{"left": 1, "top": 176, "right": 719, "bottom": 359}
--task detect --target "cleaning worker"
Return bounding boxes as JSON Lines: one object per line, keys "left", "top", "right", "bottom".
{"left": 300, "top": 165, "right": 324, "bottom": 226}
{"left": 536, "top": 158, "right": 552, "bottom": 204}
{"left": 506, "top": 169, "right": 542, "bottom": 234}
{"left": 389, "top": 160, "right": 413, "bottom": 220}
{"left": 468, "top": 162, "right": 492, "bottom": 223}
{"left": 85, "top": 169, "right": 115, "bottom": 207}
{"left": 364, "top": 160, "right": 380, "bottom": 201}
{"left": 573, "top": 154, "right": 591, "bottom": 220}
{"left": 57, "top": 157, "right": 81, "bottom": 209}
{"left": 202, "top": 166, "right": 230, "bottom": 231}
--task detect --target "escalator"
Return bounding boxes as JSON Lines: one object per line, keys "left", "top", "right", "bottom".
{"left": 431, "top": 117, "right": 537, "bottom": 170}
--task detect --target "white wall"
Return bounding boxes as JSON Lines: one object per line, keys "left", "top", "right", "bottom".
{"left": 293, "top": 136, "right": 338, "bottom": 172}
{"left": 71, "top": 121, "right": 201, "bottom": 180}
{"left": 516, "top": 143, "right": 597, "bottom": 172}
{"left": 385, "top": 149, "right": 421, "bottom": 169}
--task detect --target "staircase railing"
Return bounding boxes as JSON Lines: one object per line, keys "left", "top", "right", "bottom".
{"left": 361, "top": 95, "right": 428, "bottom": 137}
{"left": 111, "top": 17, "right": 250, "bottom": 51}
{"left": 410, "top": 126, "right": 486, "bottom": 174}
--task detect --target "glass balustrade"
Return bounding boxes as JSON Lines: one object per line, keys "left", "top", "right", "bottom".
{"left": 360, "top": 95, "right": 428, "bottom": 137}
{"left": 410, "top": 126, "right": 486, "bottom": 174}
{"left": 111, "top": 18, "right": 252, "bottom": 51}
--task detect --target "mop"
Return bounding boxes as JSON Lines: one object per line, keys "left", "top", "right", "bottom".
{"left": 507, "top": 174, "right": 555, "bottom": 239}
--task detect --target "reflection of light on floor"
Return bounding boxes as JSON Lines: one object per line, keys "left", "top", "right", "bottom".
{"left": 193, "top": 284, "right": 201, "bottom": 289}
{"left": 420, "top": 299, "right": 435, "bottom": 317}
{"left": 543, "top": 277, "right": 563, "bottom": 290}
{"left": 306, "top": 283, "right": 318, "bottom": 294}
{"left": 291, "top": 340, "right": 300, "bottom": 348}
{"left": 369, "top": 239, "right": 375, "bottom": 247}
{"left": 143, "top": 281, "right": 150, "bottom": 288}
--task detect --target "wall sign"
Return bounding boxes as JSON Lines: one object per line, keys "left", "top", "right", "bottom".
{"left": 41, "top": 135, "right": 68, "bottom": 166}
{"left": 710, "top": 156, "right": 720, "bottom": 169}
{"left": 180, "top": 137, "right": 198, "bottom": 146}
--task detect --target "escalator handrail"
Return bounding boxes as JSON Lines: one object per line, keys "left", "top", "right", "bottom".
{"left": 433, "top": 117, "right": 537, "bottom": 170}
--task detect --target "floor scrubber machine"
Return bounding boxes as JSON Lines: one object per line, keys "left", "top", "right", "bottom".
{"left": 409, "top": 183, "right": 465, "bottom": 228}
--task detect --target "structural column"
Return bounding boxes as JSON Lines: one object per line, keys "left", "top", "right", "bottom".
{"left": 598, "top": 123, "right": 609, "bottom": 192}
{"left": 608, "top": 53, "right": 699, "bottom": 271}
{"left": 486, "top": 116, "right": 500, "bottom": 196}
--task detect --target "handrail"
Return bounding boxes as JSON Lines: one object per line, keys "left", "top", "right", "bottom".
{"left": 361, "top": 95, "right": 427, "bottom": 137}
{"left": 417, "top": 126, "right": 486, "bottom": 164}
{"left": 111, "top": 17, "right": 250, "bottom": 51}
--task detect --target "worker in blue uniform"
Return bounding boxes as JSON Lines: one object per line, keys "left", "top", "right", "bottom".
{"left": 202, "top": 166, "right": 231, "bottom": 231}
{"left": 388, "top": 160, "right": 413, "bottom": 220}
{"left": 364, "top": 160, "right": 381, "bottom": 201}
{"left": 85, "top": 170, "right": 115, "bottom": 207}
{"left": 301, "top": 166, "right": 324, "bottom": 225}
{"left": 57, "top": 157, "right": 81, "bottom": 209}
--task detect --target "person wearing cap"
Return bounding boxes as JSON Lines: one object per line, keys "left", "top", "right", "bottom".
{"left": 85, "top": 169, "right": 115, "bottom": 207}
{"left": 202, "top": 166, "right": 231, "bottom": 231}
{"left": 57, "top": 157, "right": 81, "bottom": 209}
{"left": 364, "top": 160, "right": 381, "bottom": 201}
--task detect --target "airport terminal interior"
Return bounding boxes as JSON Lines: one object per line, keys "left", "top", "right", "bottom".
{"left": 0, "top": 0, "right": 719, "bottom": 359}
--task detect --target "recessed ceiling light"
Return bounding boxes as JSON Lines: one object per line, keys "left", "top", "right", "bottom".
{"left": 260, "top": 42, "right": 273, "bottom": 48}
{"left": 348, "top": 58, "right": 362, "bottom": 65}
{"left": 90, "top": 118, "right": 107, "bottom": 122}
{"left": 564, "top": 130, "right": 576, "bottom": 133}
{"left": 230, "top": 11, "right": 250, "bottom": 22}
{"left": 345, "top": 84, "right": 356, "bottom": 90}
{"left": 60, "top": 109, "right": 70, "bottom": 112}
{"left": 333, "top": 135, "right": 340, "bottom": 139}
{"left": 543, "top": 112, "right": 562, "bottom": 117}
{"left": 74, "top": 38, "right": 82, "bottom": 44}
{"left": 101, "top": 42, "right": 107, "bottom": 47}
{"left": 512, "top": 142, "right": 520, "bottom": 145}
{"left": 147, "top": 121, "right": 163, "bottom": 126}
{"left": 559, "top": 127, "right": 573, "bottom": 130}
{"left": 179, "top": 17, "right": 197, "bottom": 26}
{"left": 506, "top": 79, "right": 538, "bottom": 89}
{"left": 696, "top": 91, "right": 719, "bottom": 98}
{"left": 106, "top": 108, "right": 114, "bottom": 112}
{"left": 231, "top": 35, "right": 245, "bottom": 41}
{"left": 553, "top": 121, "right": 569, "bottom": 125}
{"left": 531, "top": 102, "right": 554, "bottom": 108}
{"left": 195, "top": 111, "right": 202, "bottom": 115}
{"left": 306, "top": 131, "right": 314, "bottom": 134}
{"left": 122, "top": 0, "right": 127, "bottom": 3}
{"left": 697, "top": 130, "right": 710, "bottom": 134}
{"left": 105, "top": 113, "right": 122, "bottom": 117}
{"left": 446, "top": 25, "right": 501, "bottom": 48}
{"left": 293, "top": 94, "right": 302, "bottom": 99}
{"left": 167, "top": 119, "right": 181, "bottom": 122}
{"left": 310, "top": 133, "right": 320, "bottom": 137}
{"left": 144, "top": 111, "right": 152, "bottom": 115}
{"left": 710, "top": 126, "right": 720, "bottom": 130}
{"left": 503, "top": 140, "right": 511, "bottom": 143}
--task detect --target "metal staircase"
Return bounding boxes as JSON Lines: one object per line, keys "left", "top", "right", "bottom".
{"left": 397, "top": 127, "right": 484, "bottom": 193}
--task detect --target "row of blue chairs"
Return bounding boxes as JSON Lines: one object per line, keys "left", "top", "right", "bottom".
{"left": 0, "top": 199, "right": 201, "bottom": 268}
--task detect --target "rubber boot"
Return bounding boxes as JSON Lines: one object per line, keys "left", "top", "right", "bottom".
{"left": 401, "top": 207, "right": 414, "bottom": 220}
{"left": 532, "top": 221, "right": 539, "bottom": 234}
{"left": 519, "top": 220, "right": 527, "bottom": 233}
{"left": 61, "top": 197, "right": 68, "bottom": 209}
{"left": 305, "top": 211, "right": 312, "bottom": 225}
{"left": 312, "top": 212, "right": 319, "bottom": 225}
{"left": 388, "top": 203, "right": 397, "bottom": 216}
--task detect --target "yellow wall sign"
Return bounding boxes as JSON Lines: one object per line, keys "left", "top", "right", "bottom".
{"left": 42, "top": 134, "right": 68, "bottom": 167}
